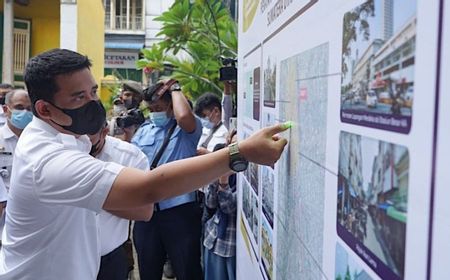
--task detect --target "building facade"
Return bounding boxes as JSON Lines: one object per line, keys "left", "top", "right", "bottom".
{"left": 1, "top": 0, "right": 105, "bottom": 88}
{"left": 103, "top": 0, "right": 174, "bottom": 84}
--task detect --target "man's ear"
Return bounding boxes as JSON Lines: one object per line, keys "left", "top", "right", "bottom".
{"left": 2, "top": 104, "right": 9, "bottom": 115}
{"left": 35, "top": 101, "right": 71, "bottom": 125}
{"left": 101, "top": 126, "right": 109, "bottom": 138}
{"left": 214, "top": 106, "right": 221, "bottom": 116}
{"left": 34, "top": 100, "right": 51, "bottom": 119}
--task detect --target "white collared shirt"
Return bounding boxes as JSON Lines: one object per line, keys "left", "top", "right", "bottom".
{"left": 0, "top": 124, "right": 19, "bottom": 243}
{"left": 197, "top": 123, "right": 228, "bottom": 193}
{"left": 198, "top": 123, "right": 228, "bottom": 152}
{"left": 0, "top": 118, "right": 124, "bottom": 280}
{"left": 0, "top": 108, "right": 6, "bottom": 128}
{"left": 97, "top": 136, "right": 149, "bottom": 256}
{"left": 0, "top": 123, "right": 19, "bottom": 191}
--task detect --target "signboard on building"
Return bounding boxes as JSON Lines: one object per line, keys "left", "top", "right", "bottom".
{"left": 104, "top": 52, "right": 139, "bottom": 69}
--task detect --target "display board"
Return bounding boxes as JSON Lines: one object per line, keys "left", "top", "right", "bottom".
{"left": 236, "top": 0, "right": 446, "bottom": 279}
{"left": 429, "top": 0, "right": 450, "bottom": 279}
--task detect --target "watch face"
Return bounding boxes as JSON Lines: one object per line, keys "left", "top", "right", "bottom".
{"left": 170, "top": 83, "right": 181, "bottom": 91}
{"left": 232, "top": 161, "right": 248, "bottom": 172}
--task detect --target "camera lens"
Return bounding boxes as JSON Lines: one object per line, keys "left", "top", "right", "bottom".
{"left": 116, "top": 117, "right": 125, "bottom": 128}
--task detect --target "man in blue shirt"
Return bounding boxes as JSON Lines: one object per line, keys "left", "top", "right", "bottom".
{"left": 132, "top": 80, "right": 203, "bottom": 280}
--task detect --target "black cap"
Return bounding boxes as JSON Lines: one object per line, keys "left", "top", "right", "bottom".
{"left": 122, "top": 80, "right": 143, "bottom": 97}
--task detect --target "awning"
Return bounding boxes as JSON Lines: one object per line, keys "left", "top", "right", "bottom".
{"left": 105, "top": 42, "right": 144, "bottom": 50}
{"left": 387, "top": 206, "right": 407, "bottom": 223}
{"left": 377, "top": 203, "right": 390, "bottom": 210}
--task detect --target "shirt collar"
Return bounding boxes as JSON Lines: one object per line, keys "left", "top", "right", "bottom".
{"left": 31, "top": 116, "right": 61, "bottom": 135}
{"left": 31, "top": 117, "right": 92, "bottom": 153}
{"left": 0, "top": 123, "right": 18, "bottom": 140}
{"left": 98, "top": 136, "right": 114, "bottom": 157}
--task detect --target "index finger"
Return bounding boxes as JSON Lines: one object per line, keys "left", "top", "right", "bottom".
{"left": 264, "top": 121, "right": 292, "bottom": 136}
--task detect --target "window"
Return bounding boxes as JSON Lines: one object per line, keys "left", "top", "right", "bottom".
{"left": 104, "top": 0, "right": 144, "bottom": 31}
{"left": 13, "top": 19, "right": 31, "bottom": 80}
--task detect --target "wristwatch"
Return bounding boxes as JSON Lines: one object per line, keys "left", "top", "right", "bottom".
{"left": 228, "top": 142, "right": 248, "bottom": 172}
{"left": 170, "top": 82, "right": 181, "bottom": 92}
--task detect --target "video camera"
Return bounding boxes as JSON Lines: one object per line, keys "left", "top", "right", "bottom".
{"left": 219, "top": 57, "right": 237, "bottom": 81}
{"left": 116, "top": 108, "right": 145, "bottom": 129}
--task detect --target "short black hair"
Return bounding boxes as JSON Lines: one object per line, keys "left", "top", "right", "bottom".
{"left": 0, "top": 83, "right": 13, "bottom": 90}
{"left": 24, "top": 48, "right": 92, "bottom": 112}
{"left": 143, "top": 82, "right": 172, "bottom": 104}
{"left": 194, "top": 92, "right": 221, "bottom": 117}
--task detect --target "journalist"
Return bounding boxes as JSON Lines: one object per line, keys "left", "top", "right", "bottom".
{"left": 109, "top": 81, "right": 145, "bottom": 141}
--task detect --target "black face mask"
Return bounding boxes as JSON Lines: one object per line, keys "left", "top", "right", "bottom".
{"left": 0, "top": 96, "right": 5, "bottom": 105}
{"left": 124, "top": 98, "right": 138, "bottom": 110}
{"left": 50, "top": 100, "right": 106, "bottom": 135}
{"left": 89, "top": 138, "right": 104, "bottom": 156}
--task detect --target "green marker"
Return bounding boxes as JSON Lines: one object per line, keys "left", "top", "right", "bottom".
{"left": 282, "top": 121, "right": 293, "bottom": 130}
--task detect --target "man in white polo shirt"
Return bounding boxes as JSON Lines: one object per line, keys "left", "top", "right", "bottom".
{"left": 88, "top": 123, "right": 152, "bottom": 280}
{"left": 0, "top": 89, "right": 33, "bottom": 191}
{"left": 0, "top": 49, "right": 288, "bottom": 280}
{"left": 0, "top": 89, "right": 32, "bottom": 244}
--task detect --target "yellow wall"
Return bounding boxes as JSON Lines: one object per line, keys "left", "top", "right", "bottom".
{"left": 77, "top": 0, "right": 105, "bottom": 101}
{"left": 0, "top": 0, "right": 61, "bottom": 56}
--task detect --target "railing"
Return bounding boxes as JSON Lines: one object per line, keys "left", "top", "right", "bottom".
{"left": 104, "top": 15, "right": 143, "bottom": 31}
{"left": 13, "top": 29, "right": 29, "bottom": 75}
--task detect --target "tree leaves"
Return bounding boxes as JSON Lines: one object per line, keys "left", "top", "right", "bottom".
{"left": 341, "top": 0, "right": 375, "bottom": 77}
{"left": 137, "top": 0, "right": 237, "bottom": 99}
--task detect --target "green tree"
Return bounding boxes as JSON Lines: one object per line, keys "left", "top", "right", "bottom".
{"left": 341, "top": 0, "right": 375, "bottom": 77}
{"left": 345, "top": 265, "right": 352, "bottom": 280}
{"left": 137, "top": 0, "right": 237, "bottom": 99}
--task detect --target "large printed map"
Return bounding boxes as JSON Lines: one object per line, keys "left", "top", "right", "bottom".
{"left": 238, "top": 0, "right": 442, "bottom": 279}
{"left": 276, "top": 43, "right": 329, "bottom": 279}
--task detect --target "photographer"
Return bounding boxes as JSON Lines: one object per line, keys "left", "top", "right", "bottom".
{"left": 131, "top": 80, "right": 203, "bottom": 280}
{"left": 109, "top": 81, "right": 145, "bottom": 142}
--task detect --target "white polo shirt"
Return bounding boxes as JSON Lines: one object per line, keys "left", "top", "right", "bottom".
{"left": 198, "top": 123, "right": 228, "bottom": 152}
{"left": 0, "top": 124, "right": 17, "bottom": 242}
{"left": 0, "top": 118, "right": 124, "bottom": 280}
{"left": 97, "top": 136, "right": 149, "bottom": 256}
{"left": 0, "top": 108, "right": 6, "bottom": 128}
{"left": 0, "top": 123, "right": 19, "bottom": 191}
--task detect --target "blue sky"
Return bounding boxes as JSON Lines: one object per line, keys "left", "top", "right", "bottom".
{"left": 342, "top": 0, "right": 417, "bottom": 86}
{"left": 361, "top": 138, "right": 379, "bottom": 194}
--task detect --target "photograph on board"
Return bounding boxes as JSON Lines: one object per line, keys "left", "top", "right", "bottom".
{"left": 340, "top": 0, "right": 416, "bottom": 133}
{"left": 264, "top": 56, "right": 277, "bottom": 108}
{"left": 242, "top": 178, "right": 259, "bottom": 246}
{"left": 262, "top": 166, "right": 274, "bottom": 227}
{"left": 337, "top": 131, "right": 408, "bottom": 279}
{"left": 244, "top": 71, "right": 254, "bottom": 119}
{"left": 253, "top": 67, "right": 261, "bottom": 121}
{"left": 335, "top": 242, "right": 373, "bottom": 280}
{"left": 261, "top": 218, "right": 274, "bottom": 280}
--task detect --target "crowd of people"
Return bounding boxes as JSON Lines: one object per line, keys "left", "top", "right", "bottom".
{"left": 0, "top": 48, "right": 289, "bottom": 280}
